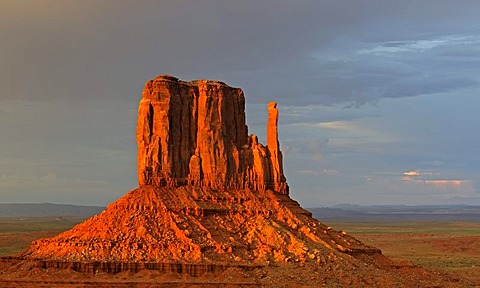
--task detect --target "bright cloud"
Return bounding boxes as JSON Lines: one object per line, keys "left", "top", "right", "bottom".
{"left": 402, "top": 170, "right": 435, "bottom": 181}
{"left": 403, "top": 170, "right": 420, "bottom": 176}
{"left": 401, "top": 169, "right": 470, "bottom": 189}
{"left": 424, "top": 180, "right": 470, "bottom": 189}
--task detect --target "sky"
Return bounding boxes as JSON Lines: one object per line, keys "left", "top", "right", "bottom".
{"left": 1, "top": 0, "right": 480, "bottom": 207}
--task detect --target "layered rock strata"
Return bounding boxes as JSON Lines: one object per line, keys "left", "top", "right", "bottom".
{"left": 137, "top": 75, "right": 288, "bottom": 194}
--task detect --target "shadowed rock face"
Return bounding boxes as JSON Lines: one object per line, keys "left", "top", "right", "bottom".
{"left": 136, "top": 75, "right": 287, "bottom": 194}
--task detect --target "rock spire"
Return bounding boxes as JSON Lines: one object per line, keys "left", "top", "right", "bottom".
{"left": 136, "top": 74, "right": 288, "bottom": 194}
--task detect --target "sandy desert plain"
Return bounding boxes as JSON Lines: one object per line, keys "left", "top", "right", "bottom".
{"left": 0, "top": 207, "right": 478, "bottom": 287}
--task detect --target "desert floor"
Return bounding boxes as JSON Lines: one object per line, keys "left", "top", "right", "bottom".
{"left": 324, "top": 218, "right": 480, "bottom": 284}
{"left": 1, "top": 216, "right": 478, "bottom": 286}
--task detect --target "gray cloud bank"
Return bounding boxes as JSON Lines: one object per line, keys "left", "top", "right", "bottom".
{"left": 3, "top": 1, "right": 480, "bottom": 105}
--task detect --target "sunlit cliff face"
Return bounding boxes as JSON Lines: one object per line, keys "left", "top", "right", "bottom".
{"left": 136, "top": 75, "right": 287, "bottom": 194}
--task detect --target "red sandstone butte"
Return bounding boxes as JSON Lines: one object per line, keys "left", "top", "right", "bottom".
{"left": 17, "top": 75, "right": 382, "bottom": 265}
{"left": 2, "top": 75, "right": 474, "bottom": 287}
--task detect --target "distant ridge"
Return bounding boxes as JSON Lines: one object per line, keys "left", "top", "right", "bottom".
{"left": 309, "top": 204, "right": 480, "bottom": 221}
{"left": 0, "top": 203, "right": 104, "bottom": 217}
{"left": 3, "top": 203, "right": 479, "bottom": 220}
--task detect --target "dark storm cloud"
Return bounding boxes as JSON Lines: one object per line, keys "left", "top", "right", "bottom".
{"left": 2, "top": 0, "right": 479, "bottom": 105}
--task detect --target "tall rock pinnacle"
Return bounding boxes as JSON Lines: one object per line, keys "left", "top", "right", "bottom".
{"left": 136, "top": 75, "right": 288, "bottom": 194}
{"left": 267, "top": 102, "right": 287, "bottom": 192}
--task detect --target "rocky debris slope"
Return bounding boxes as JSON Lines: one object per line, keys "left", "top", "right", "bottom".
{"left": 20, "top": 186, "right": 378, "bottom": 264}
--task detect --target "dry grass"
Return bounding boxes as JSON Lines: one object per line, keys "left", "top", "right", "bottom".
{"left": 326, "top": 219, "right": 480, "bottom": 284}
{"left": 0, "top": 217, "right": 84, "bottom": 256}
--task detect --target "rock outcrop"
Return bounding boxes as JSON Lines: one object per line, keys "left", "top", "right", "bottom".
{"left": 136, "top": 75, "right": 288, "bottom": 194}
{"left": 266, "top": 102, "right": 287, "bottom": 193}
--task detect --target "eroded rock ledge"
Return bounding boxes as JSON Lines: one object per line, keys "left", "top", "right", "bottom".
{"left": 137, "top": 75, "right": 287, "bottom": 194}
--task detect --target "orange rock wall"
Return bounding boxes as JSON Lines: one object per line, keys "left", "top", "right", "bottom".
{"left": 136, "top": 75, "right": 288, "bottom": 194}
